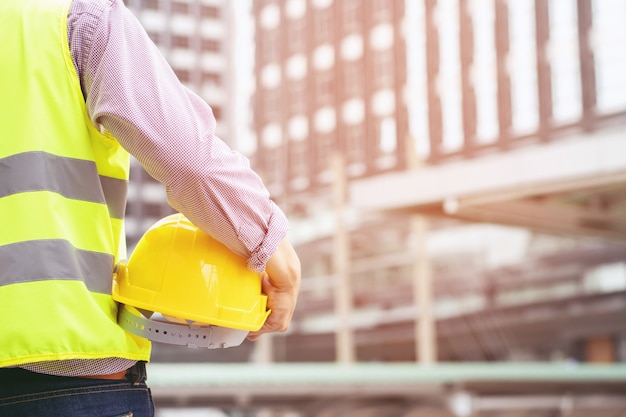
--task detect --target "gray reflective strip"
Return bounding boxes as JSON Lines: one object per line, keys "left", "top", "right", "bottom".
{"left": 0, "top": 151, "right": 127, "bottom": 219}
{"left": 0, "top": 240, "right": 114, "bottom": 294}
{"left": 100, "top": 175, "right": 127, "bottom": 219}
{"left": 118, "top": 305, "right": 248, "bottom": 349}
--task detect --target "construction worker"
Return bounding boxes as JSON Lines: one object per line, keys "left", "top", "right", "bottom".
{"left": 0, "top": 0, "right": 301, "bottom": 416}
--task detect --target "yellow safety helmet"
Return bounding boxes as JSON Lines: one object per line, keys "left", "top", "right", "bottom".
{"left": 112, "top": 213, "right": 270, "bottom": 348}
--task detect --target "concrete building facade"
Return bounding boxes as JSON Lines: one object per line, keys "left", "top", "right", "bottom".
{"left": 252, "top": 0, "right": 409, "bottom": 200}
{"left": 251, "top": 0, "right": 626, "bottom": 365}
{"left": 118, "top": 0, "right": 626, "bottom": 369}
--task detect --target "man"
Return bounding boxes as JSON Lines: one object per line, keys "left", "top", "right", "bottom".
{"left": 0, "top": 0, "right": 301, "bottom": 415}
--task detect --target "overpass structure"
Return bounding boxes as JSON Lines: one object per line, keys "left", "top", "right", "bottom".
{"left": 351, "top": 125, "right": 626, "bottom": 241}
{"left": 148, "top": 362, "right": 626, "bottom": 416}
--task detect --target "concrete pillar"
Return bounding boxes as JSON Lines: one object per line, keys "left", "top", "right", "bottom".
{"left": 412, "top": 215, "right": 436, "bottom": 364}
{"left": 252, "top": 333, "right": 274, "bottom": 363}
{"left": 405, "top": 134, "right": 437, "bottom": 364}
{"left": 332, "top": 153, "right": 355, "bottom": 363}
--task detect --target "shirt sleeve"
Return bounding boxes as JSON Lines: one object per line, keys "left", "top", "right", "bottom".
{"left": 68, "top": 0, "right": 288, "bottom": 272}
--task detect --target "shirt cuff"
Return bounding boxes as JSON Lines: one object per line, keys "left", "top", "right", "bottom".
{"left": 246, "top": 203, "right": 289, "bottom": 273}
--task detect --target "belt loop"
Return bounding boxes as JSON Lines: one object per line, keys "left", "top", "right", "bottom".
{"left": 125, "top": 361, "right": 147, "bottom": 385}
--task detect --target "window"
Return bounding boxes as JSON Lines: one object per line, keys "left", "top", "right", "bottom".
{"left": 144, "top": 0, "right": 159, "bottom": 10}
{"left": 143, "top": 201, "right": 165, "bottom": 218}
{"left": 146, "top": 31, "right": 161, "bottom": 45}
{"left": 201, "top": 38, "right": 220, "bottom": 52}
{"left": 201, "top": 5, "right": 220, "bottom": 18}
{"left": 172, "top": 1, "right": 189, "bottom": 14}
{"left": 378, "top": 117, "right": 397, "bottom": 153}
{"left": 172, "top": 35, "right": 190, "bottom": 49}
{"left": 211, "top": 105, "right": 222, "bottom": 120}
{"left": 202, "top": 72, "right": 221, "bottom": 85}
{"left": 174, "top": 68, "right": 191, "bottom": 83}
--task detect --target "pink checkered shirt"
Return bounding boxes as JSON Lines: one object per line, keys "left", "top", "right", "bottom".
{"left": 19, "top": 0, "right": 288, "bottom": 377}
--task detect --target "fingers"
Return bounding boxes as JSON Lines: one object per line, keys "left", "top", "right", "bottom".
{"left": 247, "top": 238, "right": 301, "bottom": 341}
{"left": 247, "top": 275, "right": 294, "bottom": 340}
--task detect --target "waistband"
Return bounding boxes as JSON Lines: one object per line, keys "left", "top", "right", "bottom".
{"left": 0, "top": 361, "right": 147, "bottom": 385}
{"left": 125, "top": 360, "right": 148, "bottom": 385}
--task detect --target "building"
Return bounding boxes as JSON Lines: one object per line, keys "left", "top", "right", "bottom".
{"left": 252, "top": 0, "right": 408, "bottom": 200}
{"left": 251, "top": 0, "right": 626, "bottom": 366}
{"left": 250, "top": 0, "right": 416, "bottom": 362}
{"left": 120, "top": 0, "right": 626, "bottom": 367}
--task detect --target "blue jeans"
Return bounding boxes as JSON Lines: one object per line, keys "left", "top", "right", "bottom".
{"left": 0, "top": 362, "right": 154, "bottom": 417}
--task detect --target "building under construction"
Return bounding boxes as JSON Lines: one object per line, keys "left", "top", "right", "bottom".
{"left": 126, "top": 0, "right": 626, "bottom": 416}
{"left": 249, "top": 0, "right": 626, "bottom": 363}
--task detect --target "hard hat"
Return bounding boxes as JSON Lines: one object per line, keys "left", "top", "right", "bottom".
{"left": 112, "top": 213, "right": 270, "bottom": 348}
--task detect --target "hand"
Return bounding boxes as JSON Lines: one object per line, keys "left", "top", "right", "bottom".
{"left": 247, "top": 237, "right": 301, "bottom": 341}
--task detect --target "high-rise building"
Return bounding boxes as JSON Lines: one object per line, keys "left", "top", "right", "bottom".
{"left": 252, "top": 0, "right": 408, "bottom": 202}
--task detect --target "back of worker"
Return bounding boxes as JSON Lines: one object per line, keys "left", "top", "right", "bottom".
{"left": 0, "top": 0, "right": 153, "bottom": 415}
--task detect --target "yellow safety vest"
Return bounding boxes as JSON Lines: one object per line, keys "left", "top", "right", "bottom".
{"left": 0, "top": 0, "right": 151, "bottom": 367}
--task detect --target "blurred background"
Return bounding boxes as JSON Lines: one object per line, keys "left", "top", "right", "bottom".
{"left": 121, "top": 0, "right": 626, "bottom": 415}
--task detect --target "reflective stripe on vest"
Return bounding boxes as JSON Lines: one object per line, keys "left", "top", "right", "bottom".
{"left": 0, "top": 240, "right": 114, "bottom": 294}
{"left": 0, "top": 151, "right": 127, "bottom": 220}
